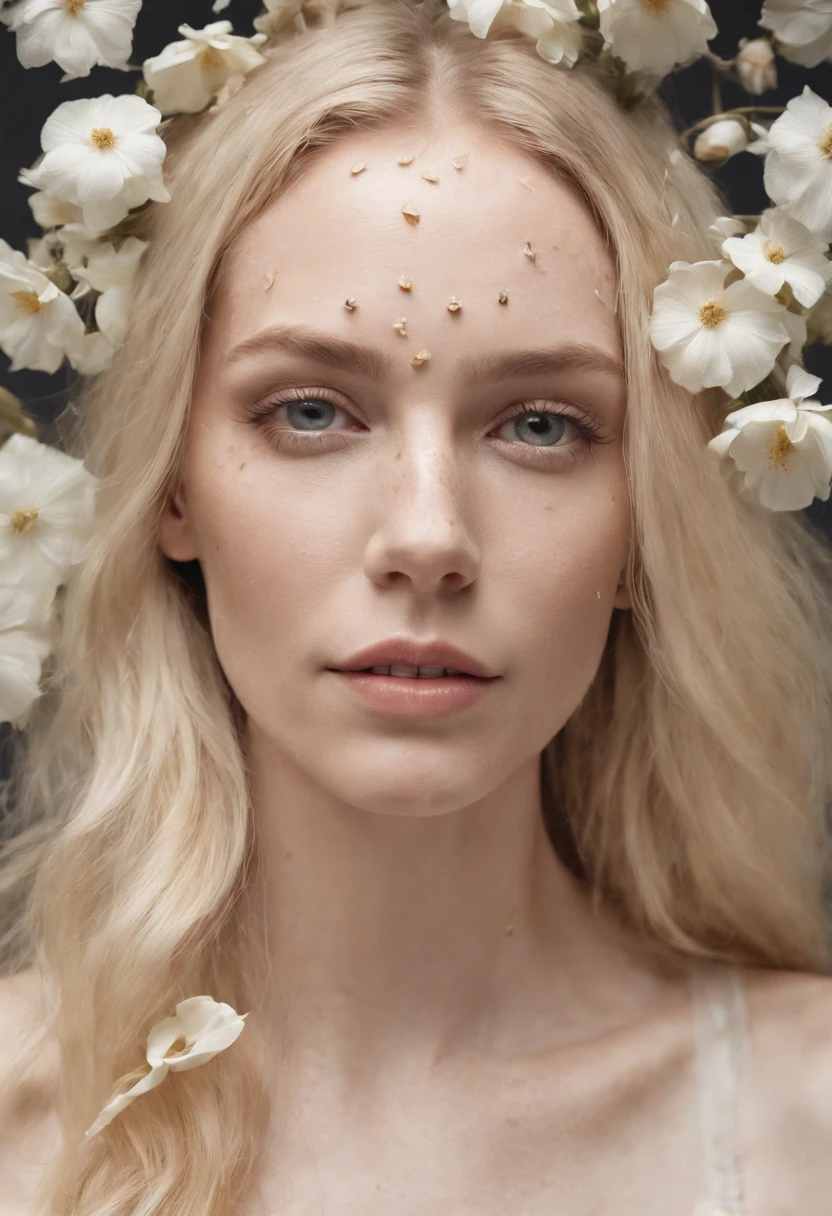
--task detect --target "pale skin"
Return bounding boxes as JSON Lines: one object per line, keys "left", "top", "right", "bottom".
{"left": 2, "top": 122, "right": 832, "bottom": 1214}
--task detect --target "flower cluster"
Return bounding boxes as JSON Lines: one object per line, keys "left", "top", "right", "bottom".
{"left": 651, "top": 83, "right": 832, "bottom": 511}
{"left": 1, "top": 0, "right": 831, "bottom": 734}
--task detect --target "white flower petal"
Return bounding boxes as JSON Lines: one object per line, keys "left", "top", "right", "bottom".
{"left": 83, "top": 1063, "right": 171, "bottom": 1141}
{"left": 786, "top": 363, "right": 824, "bottom": 403}
{"left": 0, "top": 619, "right": 51, "bottom": 726}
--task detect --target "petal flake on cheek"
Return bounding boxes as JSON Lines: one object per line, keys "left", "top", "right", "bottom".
{"left": 411, "top": 349, "right": 431, "bottom": 368}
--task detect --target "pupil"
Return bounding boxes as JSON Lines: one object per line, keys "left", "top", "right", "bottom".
{"left": 286, "top": 399, "right": 335, "bottom": 431}
{"left": 518, "top": 413, "right": 566, "bottom": 446}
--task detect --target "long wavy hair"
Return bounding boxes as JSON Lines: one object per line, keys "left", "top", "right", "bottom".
{"left": 2, "top": 2, "right": 832, "bottom": 1211}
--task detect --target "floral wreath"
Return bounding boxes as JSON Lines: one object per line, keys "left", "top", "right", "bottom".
{"left": 0, "top": 0, "right": 831, "bottom": 1138}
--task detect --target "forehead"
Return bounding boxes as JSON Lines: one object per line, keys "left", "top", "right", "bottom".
{"left": 212, "top": 124, "right": 621, "bottom": 367}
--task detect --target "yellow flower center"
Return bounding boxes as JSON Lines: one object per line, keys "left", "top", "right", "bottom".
{"left": 11, "top": 507, "right": 39, "bottom": 534}
{"left": 167, "top": 1035, "right": 191, "bottom": 1056}
{"left": 819, "top": 124, "right": 832, "bottom": 160}
{"left": 764, "top": 241, "right": 787, "bottom": 264}
{"left": 90, "top": 127, "right": 116, "bottom": 150}
{"left": 64, "top": 0, "right": 85, "bottom": 14}
{"left": 642, "top": 0, "right": 672, "bottom": 13}
{"left": 12, "top": 290, "right": 43, "bottom": 316}
{"left": 699, "top": 297, "right": 728, "bottom": 328}
{"left": 200, "top": 46, "right": 225, "bottom": 70}
{"left": 768, "top": 424, "right": 794, "bottom": 469}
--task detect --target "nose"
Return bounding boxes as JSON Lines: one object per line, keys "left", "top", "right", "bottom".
{"left": 363, "top": 424, "right": 481, "bottom": 596}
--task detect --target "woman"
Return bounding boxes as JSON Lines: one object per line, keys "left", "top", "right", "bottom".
{"left": 1, "top": 2, "right": 832, "bottom": 1212}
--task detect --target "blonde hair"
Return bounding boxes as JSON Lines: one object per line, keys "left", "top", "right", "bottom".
{"left": 2, "top": 1, "right": 832, "bottom": 1211}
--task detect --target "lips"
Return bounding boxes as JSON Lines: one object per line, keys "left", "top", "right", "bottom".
{"left": 330, "top": 638, "right": 499, "bottom": 680}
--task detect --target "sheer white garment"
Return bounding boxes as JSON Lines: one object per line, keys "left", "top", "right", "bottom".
{"left": 691, "top": 963, "right": 749, "bottom": 1216}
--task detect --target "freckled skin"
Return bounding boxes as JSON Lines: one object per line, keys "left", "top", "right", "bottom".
{"left": 159, "top": 123, "right": 630, "bottom": 818}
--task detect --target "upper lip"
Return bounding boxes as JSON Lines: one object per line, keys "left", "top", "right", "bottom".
{"left": 329, "top": 639, "right": 500, "bottom": 679}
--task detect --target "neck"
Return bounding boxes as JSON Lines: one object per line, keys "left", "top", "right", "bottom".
{"left": 238, "top": 721, "right": 686, "bottom": 1091}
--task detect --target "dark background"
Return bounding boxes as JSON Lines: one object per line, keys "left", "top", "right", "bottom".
{"left": 0, "top": 0, "right": 830, "bottom": 505}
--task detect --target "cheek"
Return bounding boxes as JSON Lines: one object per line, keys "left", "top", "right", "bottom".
{"left": 184, "top": 449, "right": 355, "bottom": 698}
{"left": 509, "top": 476, "right": 629, "bottom": 709}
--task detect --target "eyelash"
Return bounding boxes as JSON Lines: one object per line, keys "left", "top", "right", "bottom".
{"left": 243, "top": 386, "right": 608, "bottom": 468}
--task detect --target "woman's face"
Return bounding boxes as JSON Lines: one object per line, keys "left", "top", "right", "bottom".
{"left": 158, "top": 123, "right": 631, "bottom": 816}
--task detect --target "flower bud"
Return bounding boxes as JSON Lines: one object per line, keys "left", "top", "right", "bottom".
{"left": 694, "top": 118, "right": 749, "bottom": 165}
{"left": 736, "top": 37, "right": 777, "bottom": 96}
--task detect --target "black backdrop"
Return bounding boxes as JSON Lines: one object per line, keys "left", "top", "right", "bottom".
{"left": 0, "top": 0, "right": 830, "bottom": 514}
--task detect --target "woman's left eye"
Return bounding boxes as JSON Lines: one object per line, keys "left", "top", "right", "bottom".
{"left": 244, "top": 389, "right": 602, "bottom": 463}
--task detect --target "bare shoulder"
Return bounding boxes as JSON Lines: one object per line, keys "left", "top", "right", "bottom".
{"left": 0, "top": 969, "right": 62, "bottom": 1216}
{"left": 739, "top": 965, "right": 832, "bottom": 1210}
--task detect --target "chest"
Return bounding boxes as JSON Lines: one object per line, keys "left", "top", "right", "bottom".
{"left": 241, "top": 1040, "right": 708, "bottom": 1216}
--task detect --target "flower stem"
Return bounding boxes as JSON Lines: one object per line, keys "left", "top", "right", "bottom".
{"left": 711, "top": 62, "right": 724, "bottom": 114}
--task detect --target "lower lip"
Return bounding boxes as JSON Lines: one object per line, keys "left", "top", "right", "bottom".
{"left": 329, "top": 671, "right": 499, "bottom": 717}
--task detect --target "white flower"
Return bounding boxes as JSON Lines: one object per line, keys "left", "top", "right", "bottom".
{"left": 762, "top": 86, "right": 832, "bottom": 240}
{"left": 708, "top": 364, "right": 832, "bottom": 510}
{"left": 24, "top": 189, "right": 84, "bottom": 230}
{"left": 50, "top": 222, "right": 108, "bottom": 273}
{"left": 64, "top": 236, "right": 147, "bottom": 373}
{"left": 0, "top": 582, "right": 54, "bottom": 728}
{"left": 807, "top": 289, "right": 832, "bottom": 344}
{"left": 708, "top": 216, "right": 747, "bottom": 245}
{"left": 84, "top": 996, "right": 248, "bottom": 1141}
{"left": 142, "top": 21, "right": 268, "bottom": 115}
{"left": 26, "top": 232, "right": 62, "bottom": 269}
{"left": 212, "top": 0, "right": 231, "bottom": 10}
{"left": 0, "top": 432, "right": 97, "bottom": 586}
{"left": 70, "top": 235, "right": 147, "bottom": 347}
{"left": 0, "top": 0, "right": 141, "bottom": 79}
{"left": 446, "top": 0, "right": 585, "bottom": 68}
{"left": 650, "top": 259, "right": 798, "bottom": 397}
{"left": 693, "top": 118, "right": 749, "bottom": 164}
{"left": 736, "top": 36, "right": 778, "bottom": 94}
{"left": 596, "top": 0, "right": 717, "bottom": 75}
{"left": 759, "top": 0, "right": 832, "bottom": 68}
{"left": 0, "top": 239, "right": 85, "bottom": 374}
{"left": 253, "top": 0, "right": 366, "bottom": 36}
{"left": 21, "top": 94, "right": 169, "bottom": 234}
{"left": 722, "top": 208, "right": 832, "bottom": 309}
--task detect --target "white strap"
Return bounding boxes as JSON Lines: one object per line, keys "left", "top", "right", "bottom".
{"left": 691, "top": 963, "right": 748, "bottom": 1216}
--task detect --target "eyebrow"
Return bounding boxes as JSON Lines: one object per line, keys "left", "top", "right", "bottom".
{"left": 224, "top": 323, "right": 625, "bottom": 383}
